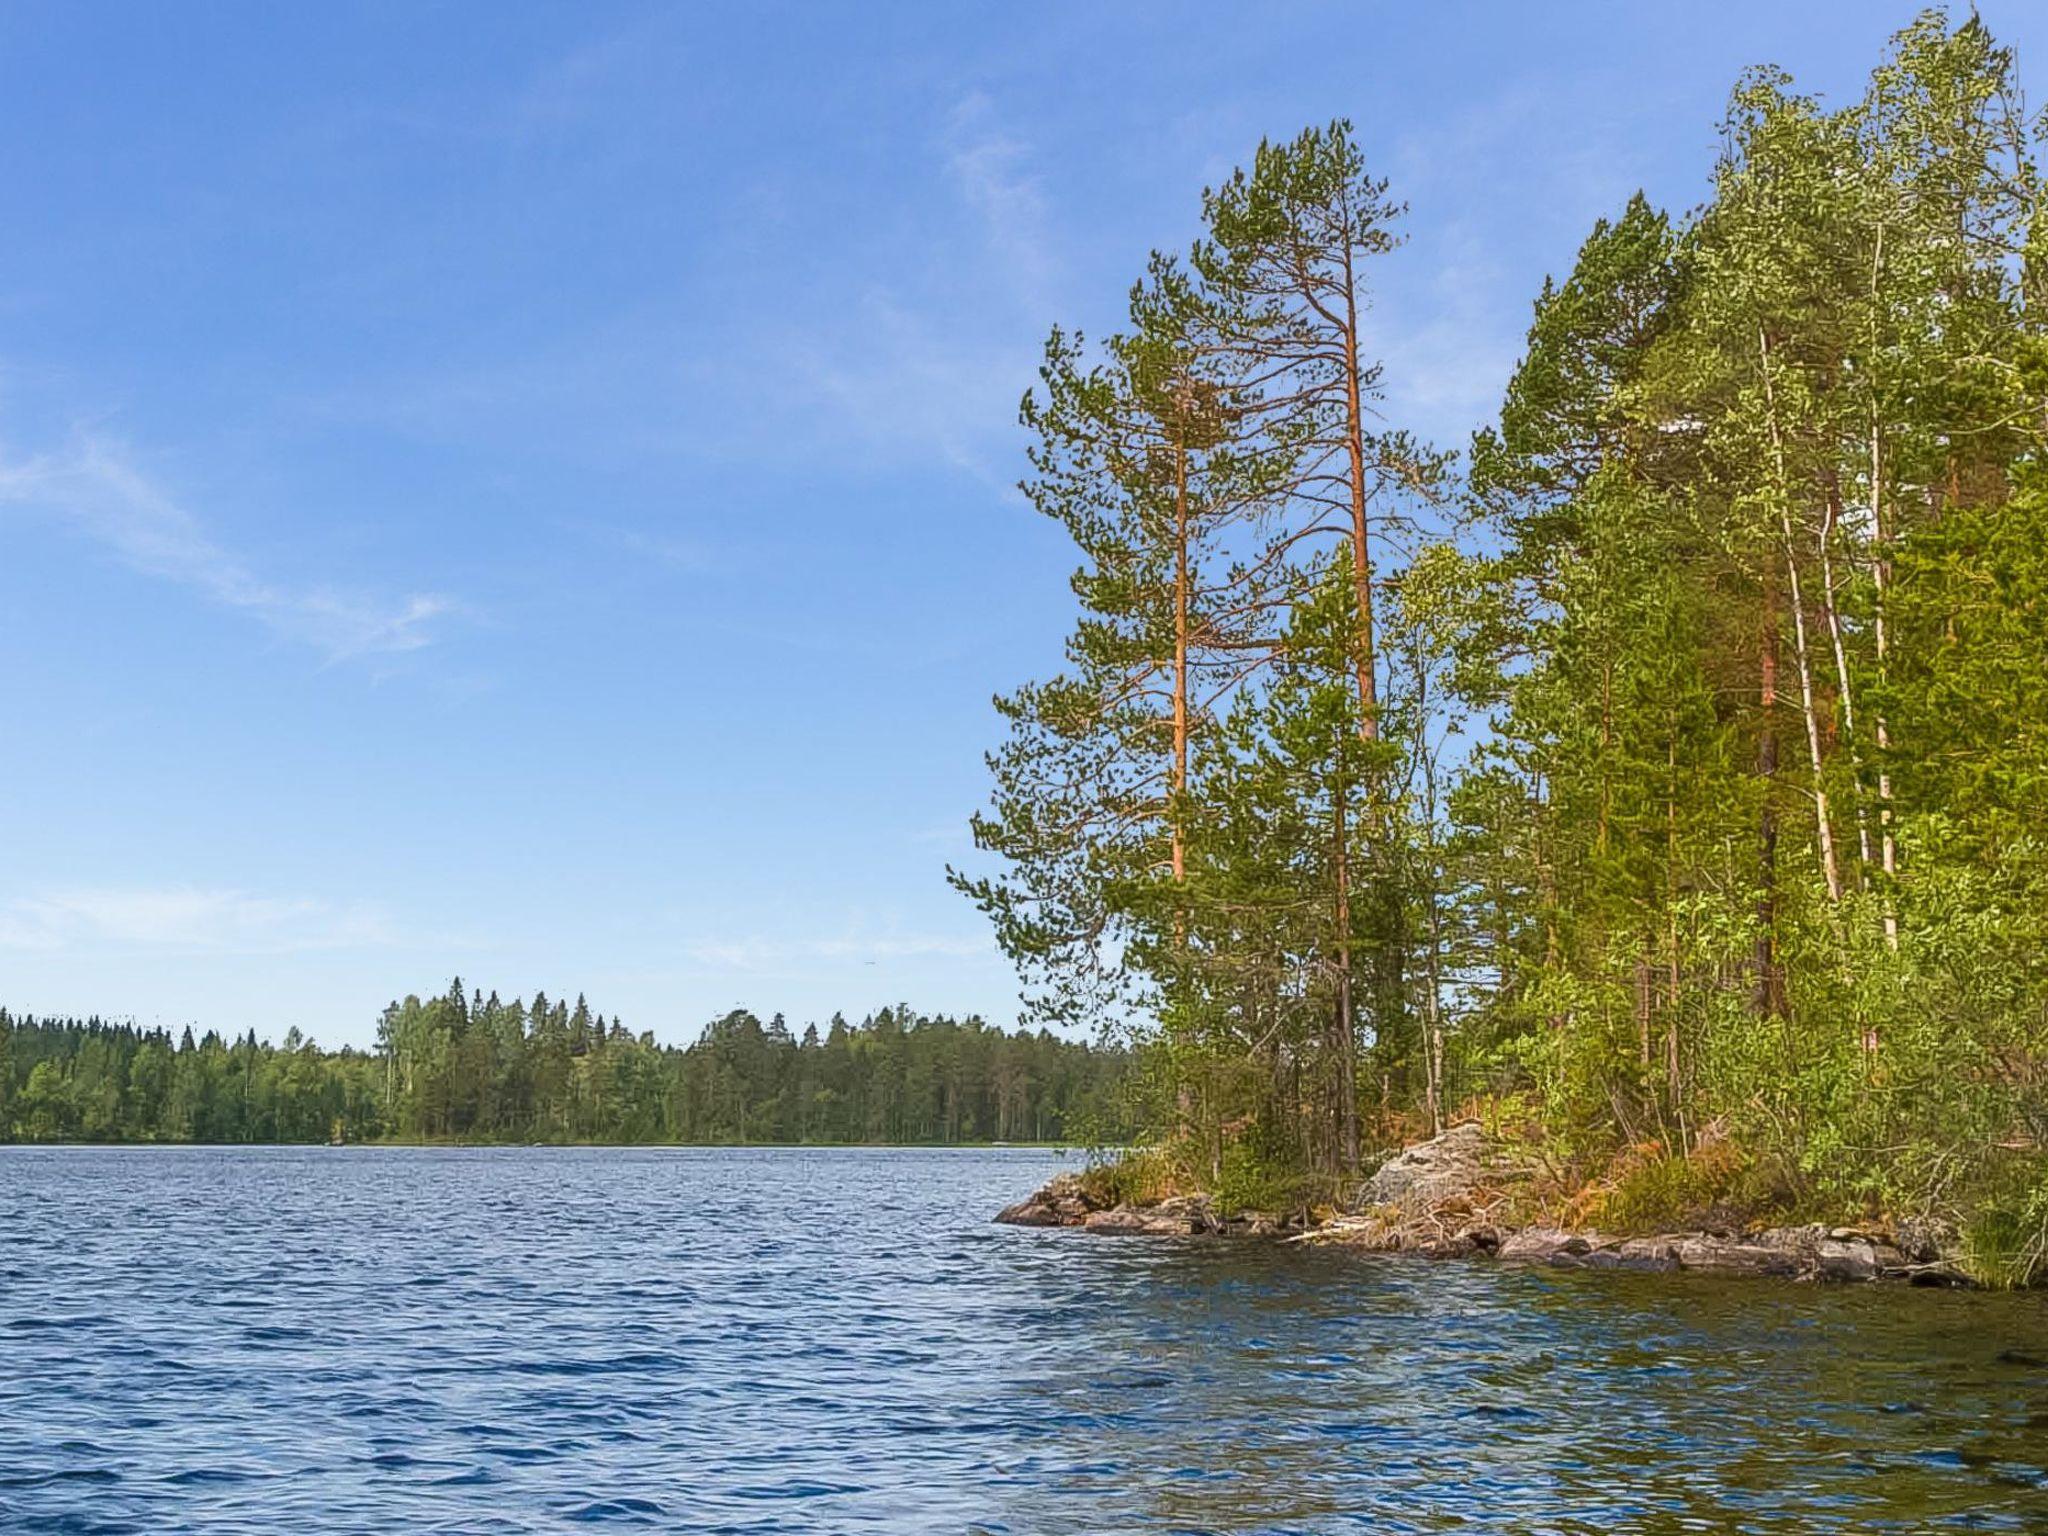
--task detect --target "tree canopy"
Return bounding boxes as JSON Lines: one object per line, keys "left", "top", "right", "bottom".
{"left": 0, "top": 991, "right": 1130, "bottom": 1148}
{"left": 964, "top": 9, "right": 2048, "bottom": 1273}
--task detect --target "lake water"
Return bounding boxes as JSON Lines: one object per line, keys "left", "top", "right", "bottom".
{"left": 4, "top": 1147, "right": 2047, "bottom": 1533}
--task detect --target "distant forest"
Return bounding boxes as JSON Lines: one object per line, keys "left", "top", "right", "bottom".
{"left": 0, "top": 984, "right": 1131, "bottom": 1146}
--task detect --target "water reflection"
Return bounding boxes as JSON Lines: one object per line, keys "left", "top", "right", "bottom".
{"left": 989, "top": 1242, "right": 2048, "bottom": 1533}
{"left": 2, "top": 1146, "right": 2043, "bottom": 1534}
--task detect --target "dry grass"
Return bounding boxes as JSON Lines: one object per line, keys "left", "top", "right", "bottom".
{"left": 1568, "top": 1133, "right": 1764, "bottom": 1234}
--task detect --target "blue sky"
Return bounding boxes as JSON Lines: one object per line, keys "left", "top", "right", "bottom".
{"left": 3, "top": 2, "right": 2041, "bottom": 1048}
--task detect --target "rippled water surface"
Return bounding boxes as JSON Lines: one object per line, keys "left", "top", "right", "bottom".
{"left": 6, "top": 1147, "right": 2048, "bottom": 1533}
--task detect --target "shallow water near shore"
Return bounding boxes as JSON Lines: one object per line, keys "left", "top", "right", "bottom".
{"left": 5, "top": 1145, "right": 2047, "bottom": 1533}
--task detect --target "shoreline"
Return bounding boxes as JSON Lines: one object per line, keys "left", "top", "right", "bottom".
{"left": 996, "top": 1123, "right": 1978, "bottom": 1288}
{"left": 0, "top": 1138, "right": 1083, "bottom": 1152}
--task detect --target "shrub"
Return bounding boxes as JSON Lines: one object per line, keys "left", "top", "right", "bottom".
{"left": 1079, "top": 1146, "right": 1184, "bottom": 1208}
{"left": 1212, "top": 1139, "right": 1325, "bottom": 1217}
{"left": 1577, "top": 1135, "right": 1771, "bottom": 1233}
{"left": 1961, "top": 1157, "right": 2048, "bottom": 1289}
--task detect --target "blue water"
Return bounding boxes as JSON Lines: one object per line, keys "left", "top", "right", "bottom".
{"left": 4, "top": 1147, "right": 2047, "bottom": 1533}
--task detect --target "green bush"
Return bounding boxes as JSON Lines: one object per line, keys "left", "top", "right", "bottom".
{"left": 1582, "top": 1138, "right": 1774, "bottom": 1233}
{"left": 1212, "top": 1138, "right": 1326, "bottom": 1218}
{"left": 1079, "top": 1146, "right": 1183, "bottom": 1207}
{"left": 1961, "top": 1157, "right": 2048, "bottom": 1289}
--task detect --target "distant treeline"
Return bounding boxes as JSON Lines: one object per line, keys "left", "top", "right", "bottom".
{"left": 0, "top": 984, "right": 1131, "bottom": 1146}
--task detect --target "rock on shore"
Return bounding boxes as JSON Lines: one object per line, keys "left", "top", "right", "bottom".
{"left": 1481, "top": 1224, "right": 1965, "bottom": 1284}
{"left": 994, "top": 1173, "right": 1102, "bottom": 1228}
{"left": 994, "top": 1173, "right": 1301, "bottom": 1237}
{"left": 996, "top": 1125, "right": 1971, "bottom": 1285}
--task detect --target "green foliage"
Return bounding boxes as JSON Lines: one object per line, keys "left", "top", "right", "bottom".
{"left": 1211, "top": 1135, "right": 1327, "bottom": 1219}
{"left": 1581, "top": 1139, "right": 1777, "bottom": 1234}
{"left": 1961, "top": 1157, "right": 2048, "bottom": 1289}
{"left": 966, "top": 8, "right": 2048, "bottom": 1268}
{"left": 1447, "top": 5, "right": 2048, "bottom": 1243}
{"left": 0, "top": 998, "right": 1132, "bottom": 1147}
{"left": 1079, "top": 1146, "right": 1184, "bottom": 1208}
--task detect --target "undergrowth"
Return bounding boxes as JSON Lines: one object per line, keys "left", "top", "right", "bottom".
{"left": 1959, "top": 1155, "right": 2048, "bottom": 1289}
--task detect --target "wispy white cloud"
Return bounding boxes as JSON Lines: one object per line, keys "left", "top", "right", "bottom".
{"left": 1376, "top": 87, "right": 1650, "bottom": 450}
{"left": 787, "top": 291, "right": 1033, "bottom": 489}
{"left": 278, "top": 86, "right": 1063, "bottom": 495}
{"left": 685, "top": 931, "right": 992, "bottom": 973}
{"left": 0, "top": 435, "right": 457, "bottom": 661}
{"left": 945, "top": 91, "right": 1060, "bottom": 313}
{"left": 1391, "top": 82, "right": 1645, "bottom": 221}
{"left": 1373, "top": 222, "right": 1524, "bottom": 448}
{"left": 577, "top": 519, "right": 717, "bottom": 573}
{"left": 510, "top": 26, "right": 646, "bottom": 138}
{"left": 768, "top": 93, "right": 1061, "bottom": 487}
{"left": 0, "top": 886, "right": 400, "bottom": 954}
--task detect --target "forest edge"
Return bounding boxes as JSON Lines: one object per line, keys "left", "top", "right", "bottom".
{"left": 997, "top": 1121, "right": 1976, "bottom": 1286}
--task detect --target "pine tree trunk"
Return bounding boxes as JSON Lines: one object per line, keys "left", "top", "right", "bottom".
{"left": 1424, "top": 852, "right": 1446, "bottom": 1138}
{"left": 1666, "top": 724, "right": 1685, "bottom": 1149}
{"left": 1171, "top": 443, "right": 1190, "bottom": 884}
{"left": 1336, "top": 247, "right": 1370, "bottom": 1174}
{"left": 1171, "top": 442, "right": 1192, "bottom": 1142}
{"left": 1421, "top": 768, "right": 1447, "bottom": 1138}
{"left": 1332, "top": 787, "right": 1360, "bottom": 1174}
{"left": 1341, "top": 252, "right": 1378, "bottom": 743}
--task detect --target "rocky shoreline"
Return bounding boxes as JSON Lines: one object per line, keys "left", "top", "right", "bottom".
{"left": 997, "top": 1122, "right": 1974, "bottom": 1286}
